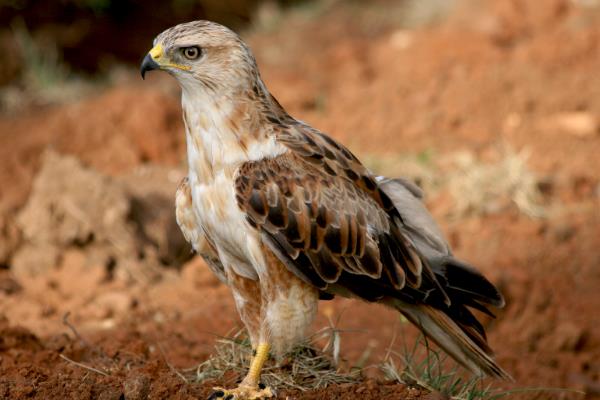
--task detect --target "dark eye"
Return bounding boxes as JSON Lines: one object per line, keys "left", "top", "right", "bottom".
{"left": 182, "top": 46, "right": 201, "bottom": 60}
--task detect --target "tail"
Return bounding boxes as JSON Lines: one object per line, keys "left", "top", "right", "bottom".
{"left": 391, "top": 299, "right": 513, "bottom": 380}
{"left": 377, "top": 176, "right": 511, "bottom": 379}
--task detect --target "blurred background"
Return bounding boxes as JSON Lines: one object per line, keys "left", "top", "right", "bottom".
{"left": 0, "top": 0, "right": 599, "bottom": 399}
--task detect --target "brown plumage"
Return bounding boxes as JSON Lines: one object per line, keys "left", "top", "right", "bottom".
{"left": 142, "top": 20, "right": 511, "bottom": 399}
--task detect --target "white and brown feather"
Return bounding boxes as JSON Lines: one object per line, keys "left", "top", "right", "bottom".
{"left": 175, "top": 177, "right": 226, "bottom": 283}
{"left": 157, "top": 20, "right": 509, "bottom": 377}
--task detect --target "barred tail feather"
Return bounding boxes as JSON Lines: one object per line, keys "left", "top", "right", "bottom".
{"left": 392, "top": 300, "right": 513, "bottom": 381}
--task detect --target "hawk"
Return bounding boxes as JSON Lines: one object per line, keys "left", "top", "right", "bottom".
{"left": 141, "top": 20, "right": 511, "bottom": 399}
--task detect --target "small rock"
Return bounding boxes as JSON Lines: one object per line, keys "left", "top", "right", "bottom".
{"left": 503, "top": 112, "right": 522, "bottom": 133}
{"left": 553, "top": 111, "right": 598, "bottom": 138}
{"left": 97, "top": 386, "right": 123, "bottom": 400}
{"left": 95, "top": 291, "right": 133, "bottom": 317}
{"left": 123, "top": 372, "right": 151, "bottom": 400}
{"left": 550, "top": 223, "right": 576, "bottom": 242}
{"left": 0, "top": 272, "right": 22, "bottom": 295}
{"left": 389, "top": 30, "right": 413, "bottom": 50}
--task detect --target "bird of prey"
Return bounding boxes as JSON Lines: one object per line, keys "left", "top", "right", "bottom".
{"left": 141, "top": 20, "right": 511, "bottom": 399}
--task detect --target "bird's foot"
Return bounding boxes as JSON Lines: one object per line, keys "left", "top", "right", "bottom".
{"left": 208, "top": 384, "right": 273, "bottom": 400}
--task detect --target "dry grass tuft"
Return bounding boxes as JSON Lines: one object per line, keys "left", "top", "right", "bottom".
{"left": 444, "top": 148, "right": 545, "bottom": 218}
{"left": 363, "top": 146, "right": 546, "bottom": 218}
{"left": 190, "top": 328, "right": 361, "bottom": 391}
{"left": 380, "top": 332, "right": 584, "bottom": 400}
{"left": 1, "top": 19, "right": 96, "bottom": 112}
{"left": 380, "top": 333, "right": 500, "bottom": 400}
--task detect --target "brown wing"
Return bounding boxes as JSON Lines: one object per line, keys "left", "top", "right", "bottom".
{"left": 234, "top": 123, "right": 449, "bottom": 306}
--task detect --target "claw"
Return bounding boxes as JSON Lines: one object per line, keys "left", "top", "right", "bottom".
{"left": 207, "top": 390, "right": 224, "bottom": 400}
{"left": 208, "top": 385, "right": 273, "bottom": 400}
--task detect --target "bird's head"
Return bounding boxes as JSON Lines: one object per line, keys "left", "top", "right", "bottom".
{"left": 140, "top": 21, "right": 258, "bottom": 96}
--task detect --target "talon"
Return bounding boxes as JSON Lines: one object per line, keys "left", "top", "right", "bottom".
{"left": 208, "top": 389, "right": 225, "bottom": 400}
{"left": 207, "top": 391, "right": 222, "bottom": 400}
{"left": 208, "top": 385, "right": 273, "bottom": 400}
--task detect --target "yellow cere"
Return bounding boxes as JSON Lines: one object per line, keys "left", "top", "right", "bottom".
{"left": 149, "top": 43, "right": 163, "bottom": 60}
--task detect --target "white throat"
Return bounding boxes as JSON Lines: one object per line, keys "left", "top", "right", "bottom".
{"left": 181, "top": 87, "right": 287, "bottom": 183}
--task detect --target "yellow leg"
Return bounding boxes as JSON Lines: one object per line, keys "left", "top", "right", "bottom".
{"left": 210, "top": 343, "right": 273, "bottom": 399}
{"left": 243, "top": 343, "right": 270, "bottom": 387}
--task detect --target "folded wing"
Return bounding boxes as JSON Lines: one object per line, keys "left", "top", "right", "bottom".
{"left": 233, "top": 122, "right": 510, "bottom": 379}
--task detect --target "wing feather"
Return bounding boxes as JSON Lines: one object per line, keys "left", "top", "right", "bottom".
{"left": 234, "top": 123, "right": 447, "bottom": 307}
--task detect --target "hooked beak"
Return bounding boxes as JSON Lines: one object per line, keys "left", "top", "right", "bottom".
{"left": 140, "top": 54, "right": 159, "bottom": 79}
{"left": 140, "top": 43, "right": 163, "bottom": 79}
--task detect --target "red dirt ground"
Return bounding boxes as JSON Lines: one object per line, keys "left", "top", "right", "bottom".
{"left": 1, "top": 0, "right": 599, "bottom": 399}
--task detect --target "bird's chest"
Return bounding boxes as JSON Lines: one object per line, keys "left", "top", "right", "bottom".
{"left": 189, "top": 170, "right": 254, "bottom": 264}
{"left": 183, "top": 110, "right": 252, "bottom": 249}
{"left": 181, "top": 98, "right": 286, "bottom": 278}
{"left": 185, "top": 134, "right": 264, "bottom": 280}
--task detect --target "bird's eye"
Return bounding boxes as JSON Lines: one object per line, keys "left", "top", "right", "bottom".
{"left": 182, "top": 46, "right": 201, "bottom": 60}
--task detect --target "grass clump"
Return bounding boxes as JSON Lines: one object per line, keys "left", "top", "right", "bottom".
{"left": 184, "top": 323, "right": 582, "bottom": 398}
{"left": 190, "top": 328, "right": 361, "bottom": 392}
{"left": 381, "top": 333, "right": 501, "bottom": 400}
{"left": 381, "top": 333, "right": 584, "bottom": 400}
{"left": 2, "top": 19, "right": 95, "bottom": 111}
{"left": 363, "top": 146, "right": 546, "bottom": 219}
{"left": 445, "top": 148, "right": 545, "bottom": 218}
{"left": 11, "top": 19, "right": 69, "bottom": 92}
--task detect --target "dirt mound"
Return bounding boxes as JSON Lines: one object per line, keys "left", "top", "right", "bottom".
{"left": 14, "top": 150, "right": 132, "bottom": 277}
{"left": 0, "top": 84, "right": 185, "bottom": 215}
{"left": 13, "top": 150, "right": 190, "bottom": 279}
{"left": 0, "top": 151, "right": 200, "bottom": 337}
